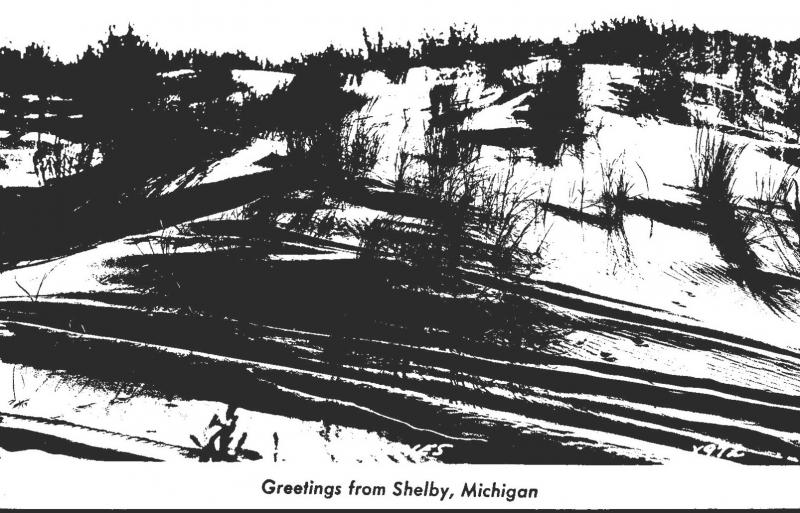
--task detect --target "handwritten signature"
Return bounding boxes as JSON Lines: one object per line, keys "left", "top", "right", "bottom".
{"left": 412, "top": 443, "right": 453, "bottom": 459}
{"left": 692, "top": 443, "right": 745, "bottom": 459}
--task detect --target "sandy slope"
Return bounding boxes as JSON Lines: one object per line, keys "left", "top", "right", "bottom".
{"left": 1, "top": 61, "right": 800, "bottom": 463}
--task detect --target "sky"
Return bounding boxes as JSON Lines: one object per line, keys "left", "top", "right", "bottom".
{"left": 0, "top": 0, "right": 798, "bottom": 64}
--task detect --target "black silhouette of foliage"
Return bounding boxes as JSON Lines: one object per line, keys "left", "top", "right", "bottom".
{"left": 575, "top": 16, "right": 794, "bottom": 131}
{"left": 358, "top": 83, "right": 480, "bottom": 279}
{"left": 256, "top": 66, "right": 367, "bottom": 133}
{"left": 513, "top": 56, "right": 588, "bottom": 166}
{"left": 412, "top": 83, "right": 481, "bottom": 205}
{"left": 0, "top": 43, "right": 65, "bottom": 136}
{"left": 692, "top": 129, "right": 745, "bottom": 200}
{"left": 361, "top": 28, "right": 414, "bottom": 83}
{"left": 784, "top": 90, "right": 800, "bottom": 138}
{"left": 361, "top": 88, "right": 543, "bottom": 280}
{"left": 0, "top": 24, "right": 270, "bottom": 144}
{"left": 770, "top": 173, "right": 800, "bottom": 270}
{"left": 734, "top": 40, "right": 762, "bottom": 122}
{"left": 627, "top": 50, "right": 691, "bottom": 125}
{"left": 475, "top": 151, "right": 542, "bottom": 276}
{"left": 247, "top": 77, "right": 374, "bottom": 234}
{"left": 0, "top": 25, "right": 284, "bottom": 265}
{"left": 417, "top": 122, "right": 480, "bottom": 274}
{"left": 285, "top": 24, "right": 544, "bottom": 85}
{"left": 597, "top": 155, "right": 637, "bottom": 229}
{"left": 574, "top": 16, "right": 775, "bottom": 77}
{"left": 0, "top": 24, "right": 275, "bottom": 194}
{"left": 692, "top": 129, "right": 764, "bottom": 288}
{"left": 476, "top": 36, "right": 545, "bottom": 87}
{"left": 575, "top": 18, "right": 694, "bottom": 69}
{"left": 773, "top": 54, "right": 796, "bottom": 91}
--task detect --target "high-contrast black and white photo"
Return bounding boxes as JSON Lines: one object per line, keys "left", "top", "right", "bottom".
{"left": 1, "top": 0, "right": 800, "bottom": 471}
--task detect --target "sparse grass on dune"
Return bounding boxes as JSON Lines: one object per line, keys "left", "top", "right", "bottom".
{"left": 357, "top": 86, "right": 547, "bottom": 282}
{"left": 282, "top": 102, "right": 383, "bottom": 187}
{"left": 393, "top": 109, "right": 412, "bottom": 192}
{"left": 417, "top": 122, "right": 481, "bottom": 206}
{"left": 413, "top": 118, "right": 481, "bottom": 274}
{"left": 475, "top": 150, "right": 544, "bottom": 276}
{"left": 754, "top": 167, "right": 797, "bottom": 215}
{"left": 340, "top": 104, "right": 385, "bottom": 186}
{"left": 757, "top": 167, "right": 800, "bottom": 274}
{"left": 692, "top": 127, "right": 764, "bottom": 278}
{"left": 596, "top": 153, "right": 642, "bottom": 229}
{"left": 264, "top": 99, "right": 384, "bottom": 234}
{"left": 785, "top": 181, "right": 800, "bottom": 236}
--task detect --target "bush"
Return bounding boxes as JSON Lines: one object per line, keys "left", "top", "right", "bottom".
{"left": 513, "top": 57, "right": 588, "bottom": 166}
{"left": 275, "top": 102, "right": 383, "bottom": 233}
{"left": 784, "top": 89, "right": 800, "bottom": 138}
{"left": 629, "top": 52, "right": 691, "bottom": 124}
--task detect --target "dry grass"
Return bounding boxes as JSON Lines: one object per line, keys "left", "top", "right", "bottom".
{"left": 475, "top": 151, "right": 544, "bottom": 275}
{"left": 692, "top": 127, "right": 745, "bottom": 203}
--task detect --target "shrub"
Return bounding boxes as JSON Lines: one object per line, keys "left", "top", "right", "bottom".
{"left": 784, "top": 89, "right": 800, "bottom": 139}
{"left": 281, "top": 99, "right": 382, "bottom": 185}
{"left": 271, "top": 101, "right": 383, "bottom": 233}
{"left": 629, "top": 52, "right": 691, "bottom": 125}
{"left": 513, "top": 57, "right": 589, "bottom": 166}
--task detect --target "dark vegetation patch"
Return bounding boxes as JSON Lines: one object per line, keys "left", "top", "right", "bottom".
{"left": 459, "top": 57, "right": 590, "bottom": 168}
{"left": 619, "top": 56, "right": 691, "bottom": 125}
{"left": 688, "top": 128, "right": 800, "bottom": 312}
{"left": 512, "top": 57, "right": 589, "bottom": 166}
{"left": 691, "top": 128, "right": 759, "bottom": 272}
{"left": 280, "top": 25, "right": 551, "bottom": 86}
{"left": 581, "top": 17, "right": 800, "bottom": 138}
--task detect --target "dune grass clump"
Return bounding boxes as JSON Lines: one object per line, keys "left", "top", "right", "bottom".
{"left": 475, "top": 151, "right": 543, "bottom": 276}
{"left": 757, "top": 167, "right": 800, "bottom": 272}
{"left": 276, "top": 100, "right": 383, "bottom": 233}
{"left": 417, "top": 122, "right": 481, "bottom": 205}
{"left": 692, "top": 128, "right": 761, "bottom": 272}
{"left": 361, "top": 92, "right": 545, "bottom": 281}
{"left": 393, "top": 109, "right": 412, "bottom": 192}
{"left": 597, "top": 154, "right": 638, "bottom": 229}
{"left": 783, "top": 179, "right": 800, "bottom": 236}
{"left": 754, "top": 168, "right": 793, "bottom": 214}
{"left": 340, "top": 106, "right": 385, "bottom": 186}
{"left": 692, "top": 128, "right": 745, "bottom": 203}
{"left": 357, "top": 92, "right": 481, "bottom": 279}
{"left": 283, "top": 100, "right": 383, "bottom": 187}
